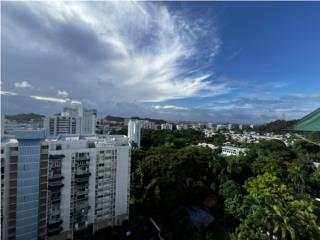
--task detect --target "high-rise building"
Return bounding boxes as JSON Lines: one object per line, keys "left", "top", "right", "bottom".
{"left": 44, "top": 116, "right": 81, "bottom": 137}
{"left": 228, "top": 124, "right": 233, "bottom": 130}
{"left": 46, "top": 135, "right": 130, "bottom": 238}
{"left": 44, "top": 107, "right": 97, "bottom": 136}
{"left": 128, "top": 120, "right": 142, "bottom": 148}
{"left": 1, "top": 133, "right": 131, "bottom": 240}
{"left": 81, "top": 109, "right": 97, "bottom": 135}
{"left": 1, "top": 130, "right": 48, "bottom": 240}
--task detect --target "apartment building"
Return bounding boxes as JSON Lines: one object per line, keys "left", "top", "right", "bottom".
{"left": 128, "top": 120, "right": 141, "bottom": 148}
{"left": 1, "top": 130, "right": 48, "bottom": 240}
{"left": 44, "top": 107, "right": 97, "bottom": 137}
{"left": 1, "top": 132, "right": 131, "bottom": 240}
{"left": 161, "top": 123, "right": 173, "bottom": 131}
{"left": 46, "top": 134, "right": 130, "bottom": 239}
{"left": 44, "top": 116, "right": 81, "bottom": 137}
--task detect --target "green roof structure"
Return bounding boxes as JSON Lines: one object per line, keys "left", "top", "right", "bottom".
{"left": 295, "top": 108, "right": 320, "bottom": 132}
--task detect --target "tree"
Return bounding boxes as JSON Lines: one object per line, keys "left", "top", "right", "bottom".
{"left": 234, "top": 173, "right": 320, "bottom": 240}
{"left": 251, "top": 140, "right": 293, "bottom": 176}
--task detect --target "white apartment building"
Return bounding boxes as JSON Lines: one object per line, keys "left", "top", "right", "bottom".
{"left": 228, "top": 124, "right": 233, "bottom": 130}
{"left": 44, "top": 116, "right": 81, "bottom": 137}
{"left": 127, "top": 120, "right": 142, "bottom": 148}
{"left": 1, "top": 133, "right": 131, "bottom": 240}
{"left": 81, "top": 109, "right": 97, "bottom": 135}
{"left": 176, "top": 124, "right": 189, "bottom": 130}
{"left": 161, "top": 123, "right": 173, "bottom": 131}
{"left": 221, "top": 145, "right": 248, "bottom": 156}
{"left": 44, "top": 107, "right": 97, "bottom": 136}
{"left": 46, "top": 135, "right": 130, "bottom": 239}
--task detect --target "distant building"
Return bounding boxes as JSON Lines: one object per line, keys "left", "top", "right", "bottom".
{"left": 207, "top": 123, "right": 214, "bottom": 129}
{"left": 250, "top": 124, "right": 254, "bottom": 129}
{"left": 161, "top": 123, "right": 173, "bottom": 131}
{"left": 44, "top": 115, "right": 81, "bottom": 136}
{"left": 239, "top": 124, "right": 243, "bottom": 130}
{"left": 228, "top": 124, "right": 233, "bottom": 130}
{"left": 176, "top": 124, "right": 189, "bottom": 130}
{"left": 128, "top": 119, "right": 142, "bottom": 147}
{"left": 81, "top": 109, "right": 97, "bottom": 135}
{"left": 44, "top": 107, "right": 96, "bottom": 136}
{"left": 221, "top": 145, "right": 248, "bottom": 156}
{"left": 216, "top": 124, "right": 227, "bottom": 130}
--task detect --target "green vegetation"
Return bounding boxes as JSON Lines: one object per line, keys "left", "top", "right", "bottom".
{"left": 129, "top": 129, "right": 320, "bottom": 240}
{"left": 255, "top": 119, "right": 299, "bottom": 134}
{"left": 5, "top": 113, "right": 44, "bottom": 123}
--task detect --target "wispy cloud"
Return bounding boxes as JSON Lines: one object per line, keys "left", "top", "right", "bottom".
{"left": 0, "top": 90, "right": 17, "bottom": 96}
{"left": 152, "top": 105, "right": 189, "bottom": 110}
{"left": 2, "top": 1, "right": 224, "bottom": 106}
{"left": 30, "top": 95, "right": 68, "bottom": 103}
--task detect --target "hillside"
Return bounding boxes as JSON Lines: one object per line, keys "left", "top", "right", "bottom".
{"left": 5, "top": 113, "right": 45, "bottom": 123}
{"left": 255, "top": 119, "right": 299, "bottom": 133}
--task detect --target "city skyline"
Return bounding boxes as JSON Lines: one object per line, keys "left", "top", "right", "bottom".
{"left": 1, "top": 1, "right": 320, "bottom": 123}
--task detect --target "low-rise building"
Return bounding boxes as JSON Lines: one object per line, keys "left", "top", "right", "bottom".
{"left": 221, "top": 145, "right": 248, "bottom": 156}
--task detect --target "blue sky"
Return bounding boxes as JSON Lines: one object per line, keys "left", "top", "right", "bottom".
{"left": 1, "top": 1, "right": 320, "bottom": 123}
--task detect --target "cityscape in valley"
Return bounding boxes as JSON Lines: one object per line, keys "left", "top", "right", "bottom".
{"left": 1, "top": 1, "right": 320, "bottom": 240}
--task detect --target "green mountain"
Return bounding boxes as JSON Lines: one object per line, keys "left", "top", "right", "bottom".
{"left": 5, "top": 113, "right": 45, "bottom": 123}
{"left": 255, "top": 119, "right": 299, "bottom": 133}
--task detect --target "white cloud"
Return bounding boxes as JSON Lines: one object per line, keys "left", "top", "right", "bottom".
{"left": 0, "top": 90, "right": 17, "bottom": 96}
{"left": 57, "top": 89, "right": 69, "bottom": 97}
{"left": 152, "top": 105, "right": 189, "bottom": 110}
{"left": 3, "top": 1, "right": 224, "bottom": 105}
{"left": 14, "top": 81, "right": 32, "bottom": 89}
{"left": 30, "top": 95, "right": 68, "bottom": 103}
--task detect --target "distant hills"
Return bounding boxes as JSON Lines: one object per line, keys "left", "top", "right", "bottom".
{"left": 5, "top": 113, "right": 45, "bottom": 123}
{"left": 255, "top": 119, "right": 299, "bottom": 133}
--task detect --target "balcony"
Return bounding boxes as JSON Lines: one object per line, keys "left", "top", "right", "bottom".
{"left": 48, "top": 175, "right": 64, "bottom": 182}
{"left": 47, "top": 226, "right": 63, "bottom": 236}
{"left": 48, "top": 181, "right": 64, "bottom": 190}
{"left": 75, "top": 172, "right": 91, "bottom": 178}
{"left": 75, "top": 178, "right": 89, "bottom": 184}
{"left": 49, "top": 154, "right": 65, "bottom": 160}
{"left": 48, "top": 220, "right": 63, "bottom": 229}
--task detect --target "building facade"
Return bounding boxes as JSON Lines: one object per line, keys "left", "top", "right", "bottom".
{"left": 46, "top": 135, "right": 130, "bottom": 239}
{"left": 128, "top": 120, "right": 141, "bottom": 148}
{"left": 44, "top": 116, "right": 81, "bottom": 137}
{"left": 1, "top": 133, "right": 131, "bottom": 240}
{"left": 1, "top": 130, "right": 48, "bottom": 240}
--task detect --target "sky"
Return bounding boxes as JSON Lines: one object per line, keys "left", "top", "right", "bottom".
{"left": 1, "top": 1, "right": 320, "bottom": 123}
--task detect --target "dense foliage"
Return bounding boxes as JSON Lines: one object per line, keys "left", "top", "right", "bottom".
{"left": 129, "top": 130, "right": 320, "bottom": 240}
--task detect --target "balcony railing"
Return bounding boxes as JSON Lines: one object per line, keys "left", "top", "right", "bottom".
{"left": 48, "top": 175, "right": 64, "bottom": 182}
{"left": 47, "top": 220, "right": 63, "bottom": 229}
{"left": 75, "top": 172, "right": 91, "bottom": 178}
{"left": 48, "top": 181, "right": 64, "bottom": 189}
{"left": 47, "top": 226, "right": 63, "bottom": 236}
{"left": 49, "top": 154, "right": 65, "bottom": 160}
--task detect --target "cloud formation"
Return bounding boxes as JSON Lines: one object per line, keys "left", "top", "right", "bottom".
{"left": 14, "top": 81, "right": 32, "bottom": 89}
{"left": 2, "top": 1, "right": 224, "bottom": 106}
